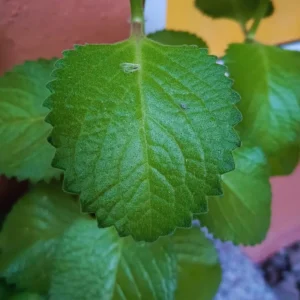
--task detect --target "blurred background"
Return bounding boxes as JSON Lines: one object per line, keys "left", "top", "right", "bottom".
{"left": 166, "top": 0, "right": 300, "bottom": 55}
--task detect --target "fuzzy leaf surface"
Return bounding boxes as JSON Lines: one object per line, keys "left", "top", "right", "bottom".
{"left": 226, "top": 43, "right": 300, "bottom": 171}
{"left": 195, "top": 0, "right": 273, "bottom": 24}
{"left": 50, "top": 220, "right": 221, "bottom": 300}
{"left": 0, "top": 59, "right": 61, "bottom": 182}
{"left": 0, "top": 184, "right": 79, "bottom": 293}
{"left": 148, "top": 30, "right": 207, "bottom": 47}
{"left": 198, "top": 146, "right": 271, "bottom": 245}
{"left": 45, "top": 37, "right": 241, "bottom": 241}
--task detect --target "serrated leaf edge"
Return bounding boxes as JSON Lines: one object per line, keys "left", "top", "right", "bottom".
{"left": 147, "top": 29, "right": 208, "bottom": 48}
{"left": 0, "top": 58, "right": 62, "bottom": 183}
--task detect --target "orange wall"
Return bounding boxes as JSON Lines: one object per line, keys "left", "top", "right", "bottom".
{"left": 0, "top": 0, "right": 130, "bottom": 75}
{"left": 167, "top": 0, "right": 300, "bottom": 56}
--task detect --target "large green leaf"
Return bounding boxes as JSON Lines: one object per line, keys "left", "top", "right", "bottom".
{"left": 148, "top": 30, "right": 207, "bottom": 48}
{"left": 0, "top": 183, "right": 79, "bottom": 293}
{"left": 0, "top": 59, "right": 61, "bottom": 182}
{"left": 226, "top": 43, "right": 300, "bottom": 173}
{"left": 50, "top": 219, "right": 221, "bottom": 300}
{"left": 195, "top": 0, "right": 273, "bottom": 25}
{"left": 197, "top": 146, "right": 271, "bottom": 245}
{"left": 45, "top": 37, "right": 241, "bottom": 241}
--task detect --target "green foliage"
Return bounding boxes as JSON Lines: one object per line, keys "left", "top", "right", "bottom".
{"left": 45, "top": 38, "right": 241, "bottom": 242}
{"left": 198, "top": 146, "right": 271, "bottom": 245}
{"left": 172, "top": 229, "right": 221, "bottom": 300}
{"left": 0, "top": 0, "right": 300, "bottom": 299}
{"left": 226, "top": 44, "right": 300, "bottom": 175}
{"left": 0, "top": 184, "right": 221, "bottom": 300}
{"left": 0, "top": 184, "right": 79, "bottom": 293}
{"left": 50, "top": 220, "right": 220, "bottom": 300}
{"left": 194, "top": 0, "right": 273, "bottom": 25}
{"left": 148, "top": 30, "right": 207, "bottom": 47}
{"left": 0, "top": 59, "right": 61, "bottom": 182}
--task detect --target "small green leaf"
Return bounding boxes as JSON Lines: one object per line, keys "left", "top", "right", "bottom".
{"left": 226, "top": 44, "right": 300, "bottom": 169}
{"left": 195, "top": 0, "right": 273, "bottom": 24}
{"left": 148, "top": 30, "right": 207, "bottom": 47}
{"left": 0, "top": 59, "right": 61, "bottom": 182}
{"left": 45, "top": 37, "right": 241, "bottom": 241}
{"left": 268, "top": 143, "right": 299, "bottom": 176}
{"left": 197, "top": 146, "right": 271, "bottom": 245}
{"left": 0, "top": 183, "right": 79, "bottom": 293}
{"left": 50, "top": 219, "right": 221, "bottom": 300}
{"left": 172, "top": 229, "right": 221, "bottom": 300}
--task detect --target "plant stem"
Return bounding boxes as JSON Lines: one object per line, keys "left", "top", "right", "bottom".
{"left": 247, "top": 0, "right": 269, "bottom": 41}
{"left": 130, "top": 0, "right": 144, "bottom": 37}
{"left": 239, "top": 22, "right": 248, "bottom": 37}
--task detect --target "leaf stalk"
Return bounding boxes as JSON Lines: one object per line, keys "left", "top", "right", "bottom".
{"left": 130, "top": 0, "right": 144, "bottom": 37}
{"left": 246, "top": 0, "right": 269, "bottom": 41}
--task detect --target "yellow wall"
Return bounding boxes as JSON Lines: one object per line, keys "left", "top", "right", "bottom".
{"left": 167, "top": 0, "right": 300, "bottom": 56}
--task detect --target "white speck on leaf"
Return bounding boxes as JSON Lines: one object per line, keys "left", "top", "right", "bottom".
{"left": 120, "top": 63, "right": 140, "bottom": 73}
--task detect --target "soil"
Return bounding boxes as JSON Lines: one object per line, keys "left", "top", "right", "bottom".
{"left": 261, "top": 241, "right": 300, "bottom": 300}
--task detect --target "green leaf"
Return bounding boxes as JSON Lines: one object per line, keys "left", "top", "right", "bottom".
{"left": 50, "top": 219, "right": 221, "bottom": 300}
{"left": 0, "top": 183, "right": 79, "bottom": 293}
{"left": 197, "top": 146, "right": 271, "bottom": 245}
{"left": 172, "top": 229, "right": 221, "bottom": 300}
{"left": 148, "top": 30, "right": 207, "bottom": 48}
{"left": 268, "top": 143, "right": 299, "bottom": 176}
{"left": 0, "top": 183, "right": 220, "bottom": 300}
{"left": 0, "top": 59, "right": 61, "bottom": 182}
{"left": 45, "top": 37, "right": 241, "bottom": 241}
{"left": 195, "top": 0, "right": 273, "bottom": 24}
{"left": 226, "top": 44, "right": 300, "bottom": 169}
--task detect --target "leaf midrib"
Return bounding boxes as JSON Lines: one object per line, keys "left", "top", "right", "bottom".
{"left": 135, "top": 39, "right": 153, "bottom": 236}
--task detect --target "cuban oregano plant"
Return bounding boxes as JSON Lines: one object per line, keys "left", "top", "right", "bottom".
{"left": 0, "top": 0, "right": 299, "bottom": 299}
